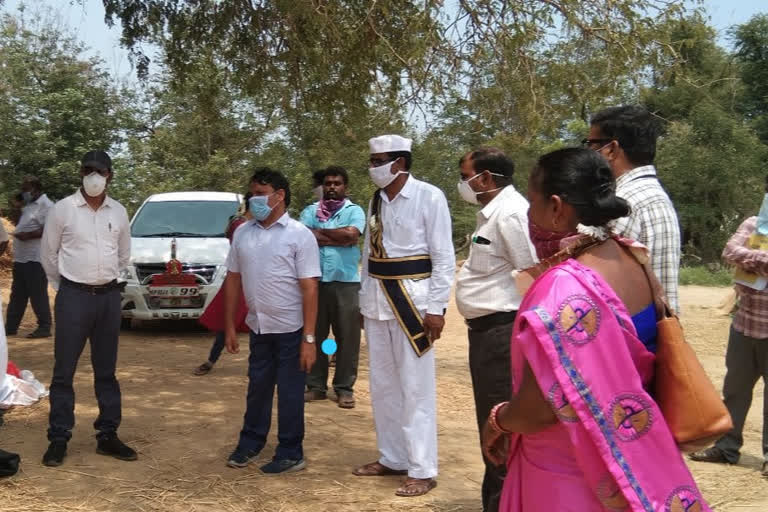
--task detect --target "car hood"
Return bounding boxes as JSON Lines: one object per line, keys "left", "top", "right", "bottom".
{"left": 130, "top": 237, "right": 230, "bottom": 265}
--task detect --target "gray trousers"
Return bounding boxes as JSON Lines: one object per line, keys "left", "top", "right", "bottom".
{"left": 306, "top": 281, "right": 361, "bottom": 395}
{"left": 468, "top": 316, "right": 515, "bottom": 512}
{"left": 48, "top": 283, "right": 122, "bottom": 441}
{"left": 715, "top": 325, "right": 768, "bottom": 463}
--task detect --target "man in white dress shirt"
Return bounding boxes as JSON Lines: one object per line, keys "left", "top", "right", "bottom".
{"left": 454, "top": 148, "right": 537, "bottom": 512}
{"left": 40, "top": 150, "right": 135, "bottom": 467}
{"left": 5, "top": 176, "right": 54, "bottom": 338}
{"left": 223, "top": 168, "right": 320, "bottom": 474}
{"left": 353, "top": 135, "right": 455, "bottom": 497}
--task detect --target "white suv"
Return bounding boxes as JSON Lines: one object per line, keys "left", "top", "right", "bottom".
{"left": 119, "top": 191, "right": 242, "bottom": 326}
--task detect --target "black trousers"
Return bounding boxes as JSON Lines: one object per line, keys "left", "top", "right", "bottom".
{"left": 468, "top": 313, "right": 516, "bottom": 512}
{"left": 48, "top": 283, "right": 122, "bottom": 441}
{"left": 5, "top": 261, "right": 51, "bottom": 333}
{"left": 306, "top": 282, "right": 361, "bottom": 395}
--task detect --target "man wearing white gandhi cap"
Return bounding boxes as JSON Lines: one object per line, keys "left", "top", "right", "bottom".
{"left": 353, "top": 135, "right": 455, "bottom": 497}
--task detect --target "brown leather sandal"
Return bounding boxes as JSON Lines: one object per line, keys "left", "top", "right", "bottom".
{"left": 395, "top": 478, "right": 437, "bottom": 497}
{"left": 337, "top": 394, "right": 355, "bottom": 409}
{"left": 353, "top": 461, "right": 408, "bottom": 476}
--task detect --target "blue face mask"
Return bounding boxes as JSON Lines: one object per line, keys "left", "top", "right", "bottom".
{"left": 21, "top": 191, "right": 32, "bottom": 203}
{"left": 249, "top": 194, "right": 274, "bottom": 221}
{"left": 758, "top": 193, "right": 768, "bottom": 235}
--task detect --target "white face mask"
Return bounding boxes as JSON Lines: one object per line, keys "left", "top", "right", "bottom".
{"left": 312, "top": 185, "right": 324, "bottom": 201}
{"left": 457, "top": 172, "right": 503, "bottom": 205}
{"left": 83, "top": 172, "right": 107, "bottom": 197}
{"left": 369, "top": 160, "right": 404, "bottom": 189}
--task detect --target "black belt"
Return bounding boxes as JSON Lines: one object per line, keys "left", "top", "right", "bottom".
{"left": 367, "top": 255, "right": 432, "bottom": 280}
{"left": 466, "top": 311, "right": 517, "bottom": 331}
{"left": 61, "top": 277, "right": 124, "bottom": 294}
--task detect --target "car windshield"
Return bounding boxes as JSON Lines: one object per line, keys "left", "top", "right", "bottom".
{"left": 131, "top": 200, "right": 239, "bottom": 238}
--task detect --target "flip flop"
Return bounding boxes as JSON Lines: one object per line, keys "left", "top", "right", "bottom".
{"left": 353, "top": 461, "right": 408, "bottom": 476}
{"left": 395, "top": 478, "right": 437, "bottom": 497}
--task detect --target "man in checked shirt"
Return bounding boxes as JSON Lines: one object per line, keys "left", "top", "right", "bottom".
{"left": 689, "top": 177, "right": 768, "bottom": 477}
{"left": 584, "top": 106, "right": 682, "bottom": 313}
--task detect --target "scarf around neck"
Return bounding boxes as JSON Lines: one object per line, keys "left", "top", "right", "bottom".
{"left": 316, "top": 198, "right": 346, "bottom": 222}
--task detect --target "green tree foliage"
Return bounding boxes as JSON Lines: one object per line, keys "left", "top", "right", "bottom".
{"left": 643, "top": 15, "right": 768, "bottom": 261}
{"left": 0, "top": 11, "right": 128, "bottom": 202}
{"left": 731, "top": 14, "right": 768, "bottom": 143}
{"left": 5, "top": 2, "right": 768, "bottom": 267}
{"left": 111, "top": 52, "right": 271, "bottom": 213}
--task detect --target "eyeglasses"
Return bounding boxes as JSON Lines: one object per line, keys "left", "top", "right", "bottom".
{"left": 581, "top": 138, "right": 613, "bottom": 148}
{"left": 369, "top": 157, "right": 397, "bottom": 167}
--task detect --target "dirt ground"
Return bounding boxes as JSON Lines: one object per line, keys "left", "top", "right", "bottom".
{"left": 0, "top": 282, "right": 766, "bottom": 511}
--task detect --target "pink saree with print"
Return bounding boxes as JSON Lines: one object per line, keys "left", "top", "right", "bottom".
{"left": 500, "top": 259, "right": 709, "bottom": 512}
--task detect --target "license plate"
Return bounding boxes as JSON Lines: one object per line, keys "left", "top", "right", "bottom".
{"left": 149, "top": 286, "right": 200, "bottom": 297}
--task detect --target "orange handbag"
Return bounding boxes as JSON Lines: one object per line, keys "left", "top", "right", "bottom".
{"left": 641, "top": 263, "right": 733, "bottom": 452}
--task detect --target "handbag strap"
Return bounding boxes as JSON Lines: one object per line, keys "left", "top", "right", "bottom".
{"left": 635, "top": 252, "right": 675, "bottom": 321}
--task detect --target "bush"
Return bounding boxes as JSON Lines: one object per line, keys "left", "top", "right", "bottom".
{"left": 678, "top": 265, "right": 733, "bottom": 287}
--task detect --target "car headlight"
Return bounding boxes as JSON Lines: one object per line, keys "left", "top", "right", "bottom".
{"left": 119, "top": 266, "right": 137, "bottom": 282}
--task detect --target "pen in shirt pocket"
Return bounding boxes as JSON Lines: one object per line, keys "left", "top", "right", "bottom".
{"left": 472, "top": 235, "right": 491, "bottom": 245}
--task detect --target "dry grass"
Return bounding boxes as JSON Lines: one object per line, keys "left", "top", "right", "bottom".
{"left": 0, "top": 284, "right": 766, "bottom": 511}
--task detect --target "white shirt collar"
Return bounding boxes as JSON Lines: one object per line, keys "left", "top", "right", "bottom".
{"left": 478, "top": 185, "right": 517, "bottom": 219}
{"left": 380, "top": 174, "right": 415, "bottom": 203}
{"left": 254, "top": 212, "right": 290, "bottom": 229}
{"left": 74, "top": 189, "right": 114, "bottom": 209}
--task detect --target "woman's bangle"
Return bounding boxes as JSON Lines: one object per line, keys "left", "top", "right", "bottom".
{"left": 489, "top": 401, "right": 512, "bottom": 434}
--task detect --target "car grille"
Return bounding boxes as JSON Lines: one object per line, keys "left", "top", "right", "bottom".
{"left": 135, "top": 263, "right": 217, "bottom": 285}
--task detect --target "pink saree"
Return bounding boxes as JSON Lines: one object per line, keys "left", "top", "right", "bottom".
{"left": 500, "top": 258, "right": 709, "bottom": 512}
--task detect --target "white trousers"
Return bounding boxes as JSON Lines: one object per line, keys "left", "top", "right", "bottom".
{"left": 364, "top": 315, "right": 438, "bottom": 479}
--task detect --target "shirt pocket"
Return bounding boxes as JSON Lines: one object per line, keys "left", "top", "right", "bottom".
{"left": 101, "top": 214, "right": 121, "bottom": 255}
{"left": 467, "top": 243, "right": 497, "bottom": 272}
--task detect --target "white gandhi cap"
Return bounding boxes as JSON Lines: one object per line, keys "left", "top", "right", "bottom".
{"left": 368, "top": 134, "right": 412, "bottom": 154}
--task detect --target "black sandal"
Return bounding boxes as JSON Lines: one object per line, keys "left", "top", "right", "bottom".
{"left": 193, "top": 362, "right": 214, "bottom": 376}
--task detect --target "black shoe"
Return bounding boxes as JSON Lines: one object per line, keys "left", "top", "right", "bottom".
{"left": 226, "top": 448, "right": 260, "bottom": 468}
{"left": 26, "top": 329, "right": 51, "bottom": 339}
{"left": 0, "top": 449, "right": 20, "bottom": 477}
{"left": 4, "top": 331, "right": 17, "bottom": 336}
{"left": 260, "top": 457, "right": 306, "bottom": 474}
{"left": 96, "top": 436, "right": 137, "bottom": 461}
{"left": 688, "top": 446, "right": 732, "bottom": 464}
{"left": 42, "top": 440, "right": 67, "bottom": 467}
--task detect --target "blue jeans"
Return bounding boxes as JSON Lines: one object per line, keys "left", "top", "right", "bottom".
{"left": 208, "top": 331, "right": 225, "bottom": 363}
{"left": 237, "top": 329, "right": 305, "bottom": 460}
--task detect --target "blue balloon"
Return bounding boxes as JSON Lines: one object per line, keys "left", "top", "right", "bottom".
{"left": 321, "top": 338, "right": 337, "bottom": 355}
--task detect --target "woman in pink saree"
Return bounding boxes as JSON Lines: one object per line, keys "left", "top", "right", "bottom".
{"left": 482, "top": 148, "right": 709, "bottom": 511}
